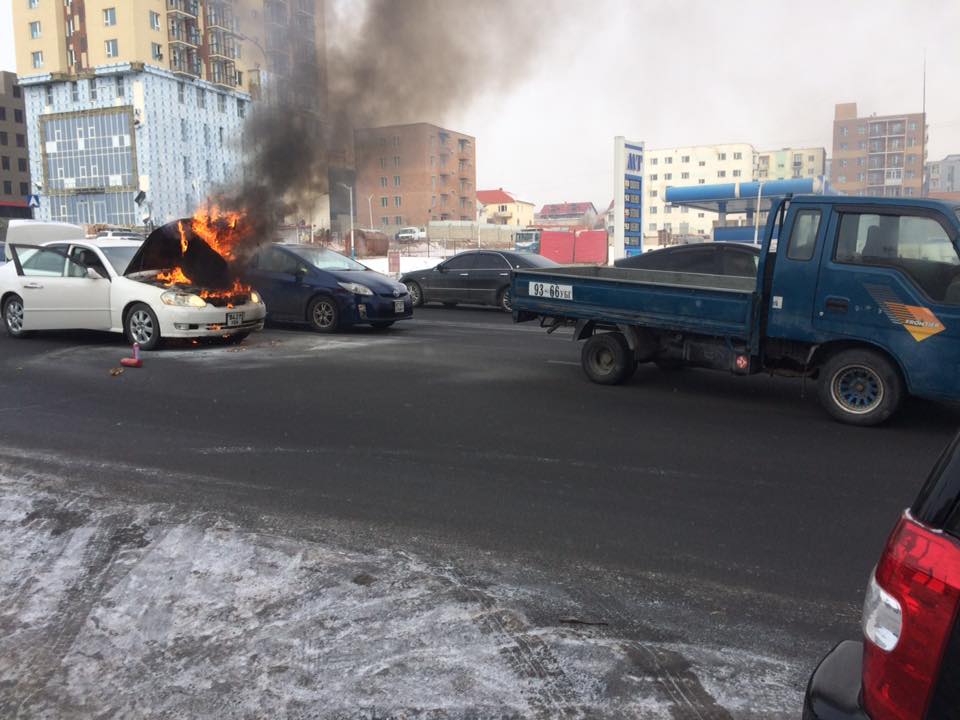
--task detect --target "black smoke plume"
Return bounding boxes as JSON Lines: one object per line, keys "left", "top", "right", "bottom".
{"left": 205, "top": 0, "right": 558, "bottom": 255}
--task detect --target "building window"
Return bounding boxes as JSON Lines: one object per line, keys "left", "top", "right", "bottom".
{"left": 681, "top": 155, "right": 690, "bottom": 163}
{"left": 0, "top": 156, "right": 7, "bottom": 170}
{"left": 381, "top": 216, "right": 390, "bottom": 226}
{"left": 70, "top": 81, "right": 79, "bottom": 102}
{"left": 733, "top": 152, "right": 742, "bottom": 160}
{"left": 18, "top": 158, "right": 27, "bottom": 172}
{"left": 840, "top": 159, "right": 848, "bottom": 168}
{"left": 181, "top": 118, "right": 188, "bottom": 141}
{"left": 67, "top": 48, "right": 76, "bottom": 66}
{"left": 380, "top": 197, "right": 388, "bottom": 207}
{"left": 857, "top": 126, "right": 866, "bottom": 135}
{"left": 649, "top": 189, "right": 657, "bottom": 197}
{"left": 649, "top": 207, "right": 657, "bottom": 214}
{"left": 838, "top": 175, "right": 847, "bottom": 183}
{"left": 217, "top": 93, "right": 225, "bottom": 112}
{"left": 394, "top": 196, "right": 401, "bottom": 208}
{"left": 197, "top": 87, "right": 205, "bottom": 108}
{"left": 1, "top": 132, "right": 9, "bottom": 146}
{"left": 218, "top": 126, "right": 224, "bottom": 145}
{"left": 717, "top": 170, "right": 726, "bottom": 178}
{"left": 380, "top": 157, "right": 386, "bottom": 169}
{"left": 664, "top": 173, "right": 672, "bottom": 180}
{"left": 395, "top": 216, "right": 402, "bottom": 225}
{"left": 31, "top": 51, "right": 43, "bottom": 68}
{"left": 28, "top": 0, "right": 39, "bottom": 7}
{"left": 150, "top": 10, "right": 161, "bottom": 30}
{"left": 2, "top": 181, "right": 11, "bottom": 195}
{"left": 393, "top": 175, "right": 400, "bottom": 187}
{"left": 909, "top": 121, "right": 918, "bottom": 131}
{"left": 379, "top": 176, "right": 387, "bottom": 188}
{"left": 115, "top": 75, "right": 123, "bottom": 97}
{"left": 681, "top": 172, "right": 689, "bottom": 179}
{"left": 183, "top": 155, "right": 190, "bottom": 176}
{"left": 103, "top": 7, "right": 116, "bottom": 26}
{"left": 840, "top": 127, "right": 848, "bottom": 137}
{"left": 394, "top": 156, "right": 400, "bottom": 167}
{"left": 29, "top": 21, "right": 41, "bottom": 38}
{"left": 89, "top": 78, "right": 98, "bottom": 100}
{"left": 649, "top": 174, "right": 657, "bottom": 181}
{"left": 698, "top": 160, "right": 706, "bottom": 167}
{"left": 177, "top": 82, "right": 185, "bottom": 103}
{"left": 698, "top": 179, "right": 705, "bottom": 184}
{"left": 392, "top": 135, "right": 400, "bottom": 146}
{"left": 151, "top": 43, "right": 162, "bottom": 60}
{"left": 237, "top": 99, "right": 245, "bottom": 117}
{"left": 839, "top": 143, "right": 848, "bottom": 151}
{"left": 732, "top": 169, "right": 741, "bottom": 177}
{"left": 718, "top": 152, "right": 727, "bottom": 160}
{"left": 665, "top": 157, "right": 673, "bottom": 164}
{"left": 16, "top": 134, "right": 25, "bottom": 148}
{"left": 105, "top": 39, "right": 119, "bottom": 57}
{"left": 664, "top": 206, "right": 672, "bottom": 214}
{"left": 650, "top": 158, "right": 658, "bottom": 165}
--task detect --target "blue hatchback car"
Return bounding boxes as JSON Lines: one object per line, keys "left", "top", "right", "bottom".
{"left": 244, "top": 244, "right": 413, "bottom": 332}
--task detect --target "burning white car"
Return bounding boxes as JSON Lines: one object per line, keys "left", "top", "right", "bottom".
{"left": 0, "top": 217, "right": 265, "bottom": 350}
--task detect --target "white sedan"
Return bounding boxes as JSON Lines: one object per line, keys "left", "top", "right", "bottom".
{"left": 0, "top": 238, "right": 265, "bottom": 349}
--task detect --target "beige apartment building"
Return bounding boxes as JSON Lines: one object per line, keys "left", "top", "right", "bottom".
{"left": 644, "top": 143, "right": 756, "bottom": 243}
{"left": 0, "top": 71, "right": 32, "bottom": 216}
{"left": 830, "top": 103, "right": 926, "bottom": 198}
{"left": 755, "top": 147, "right": 825, "bottom": 180}
{"left": 354, "top": 123, "right": 477, "bottom": 232}
{"left": 14, "top": 0, "right": 324, "bottom": 95}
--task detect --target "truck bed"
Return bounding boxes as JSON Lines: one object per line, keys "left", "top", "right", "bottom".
{"left": 512, "top": 265, "right": 759, "bottom": 339}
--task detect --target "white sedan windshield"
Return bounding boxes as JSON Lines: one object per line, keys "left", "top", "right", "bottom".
{"left": 101, "top": 246, "right": 139, "bottom": 274}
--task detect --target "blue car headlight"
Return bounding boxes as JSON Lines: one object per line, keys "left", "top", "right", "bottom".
{"left": 338, "top": 281, "right": 374, "bottom": 296}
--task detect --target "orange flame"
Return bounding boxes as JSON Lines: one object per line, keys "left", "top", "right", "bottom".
{"left": 156, "top": 267, "right": 193, "bottom": 286}
{"left": 178, "top": 220, "right": 189, "bottom": 255}
{"left": 198, "top": 278, "right": 252, "bottom": 300}
{"left": 191, "top": 204, "right": 248, "bottom": 262}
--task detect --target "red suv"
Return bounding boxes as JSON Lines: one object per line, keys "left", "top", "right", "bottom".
{"left": 804, "top": 434, "right": 960, "bottom": 719}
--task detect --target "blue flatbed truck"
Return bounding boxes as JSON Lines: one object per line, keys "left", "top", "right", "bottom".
{"left": 512, "top": 194, "right": 960, "bottom": 426}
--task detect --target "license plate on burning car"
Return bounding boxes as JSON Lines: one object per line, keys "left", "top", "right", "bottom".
{"left": 394, "top": 300, "right": 405, "bottom": 314}
{"left": 226, "top": 311, "right": 243, "bottom": 327}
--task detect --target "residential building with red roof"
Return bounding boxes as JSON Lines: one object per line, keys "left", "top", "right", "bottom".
{"left": 476, "top": 187, "right": 535, "bottom": 227}
{"left": 536, "top": 201, "right": 599, "bottom": 228}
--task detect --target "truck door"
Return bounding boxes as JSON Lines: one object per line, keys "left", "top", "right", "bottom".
{"left": 813, "top": 206, "right": 960, "bottom": 399}
{"left": 764, "top": 202, "right": 829, "bottom": 342}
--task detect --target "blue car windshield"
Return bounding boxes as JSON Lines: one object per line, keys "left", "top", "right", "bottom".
{"left": 294, "top": 247, "right": 368, "bottom": 272}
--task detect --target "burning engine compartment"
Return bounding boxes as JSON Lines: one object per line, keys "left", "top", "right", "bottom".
{"left": 125, "top": 208, "right": 256, "bottom": 307}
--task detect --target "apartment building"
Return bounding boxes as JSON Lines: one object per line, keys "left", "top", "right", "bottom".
{"left": 927, "top": 154, "right": 960, "bottom": 194}
{"left": 830, "top": 103, "right": 926, "bottom": 198}
{"left": 644, "top": 143, "right": 755, "bottom": 243}
{"left": 353, "top": 123, "right": 477, "bottom": 232}
{"left": 755, "top": 147, "right": 825, "bottom": 181}
{"left": 0, "top": 72, "right": 32, "bottom": 218}
{"left": 13, "top": 0, "right": 326, "bottom": 227}
{"left": 477, "top": 188, "right": 535, "bottom": 227}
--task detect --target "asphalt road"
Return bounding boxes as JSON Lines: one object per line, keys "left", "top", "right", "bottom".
{"left": 1, "top": 304, "right": 957, "bottom": 717}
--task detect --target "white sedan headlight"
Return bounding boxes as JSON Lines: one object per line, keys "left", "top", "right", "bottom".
{"left": 161, "top": 290, "right": 207, "bottom": 308}
{"left": 250, "top": 290, "right": 262, "bottom": 304}
{"left": 338, "top": 281, "right": 374, "bottom": 296}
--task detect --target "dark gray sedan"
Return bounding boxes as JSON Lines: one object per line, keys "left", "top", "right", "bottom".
{"left": 401, "top": 250, "right": 557, "bottom": 312}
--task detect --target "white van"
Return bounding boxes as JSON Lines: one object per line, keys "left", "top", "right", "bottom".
{"left": 1, "top": 220, "right": 85, "bottom": 263}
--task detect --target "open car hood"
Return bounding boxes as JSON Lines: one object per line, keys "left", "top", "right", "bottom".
{"left": 125, "top": 219, "right": 232, "bottom": 289}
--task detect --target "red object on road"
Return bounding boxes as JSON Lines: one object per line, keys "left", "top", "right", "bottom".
{"left": 539, "top": 229, "right": 608, "bottom": 264}
{"left": 120, "top": 343, "right": 143, "bottom": 368}
{"left": 540, "top": 230, "right": 575, "bottom": 264}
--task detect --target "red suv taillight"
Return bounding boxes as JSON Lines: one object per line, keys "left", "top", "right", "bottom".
{"left": 861, "top": 514, "right": 960, "bottom": 720}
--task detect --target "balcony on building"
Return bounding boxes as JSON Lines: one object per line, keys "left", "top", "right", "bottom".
{"left": 170, "top": 48, "right": 201, "bottom": 78}
{"left": 167, "top": 0, "right": 199, "bottom": 18}
{"left": 293, "top": 0, "right": 314, "bottom": 16}
{"left": 265, "top": 0, "right": 289, "bottom": 26}
{"left": 169, "top": 20, "right": 201, "bottom": 47}
{"left": 208, "top": 30, "right": 241, "bottom": 61}
{"left": 210, "top": 60, "right": 240, "bottom": 88}
{"left": 206, "top": 2, "right": 237, "bottom": 33}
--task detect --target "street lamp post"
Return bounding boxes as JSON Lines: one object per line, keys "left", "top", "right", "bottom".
{"left": 367, "top": 194, "right": 374, "bottom": 230}
{"left": 338, "top": 182, "right": 355, "bottom": 259}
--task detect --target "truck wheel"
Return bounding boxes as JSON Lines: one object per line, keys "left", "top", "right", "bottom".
{"left": 581, "top": 332, "right": 635, "bottom": 385}
{"left": 818, "top": 349, "right": 903, "bottom": 426}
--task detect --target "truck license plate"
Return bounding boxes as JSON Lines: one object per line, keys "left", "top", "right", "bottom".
{"left": 528, "top": 281, "right": 573, "bottom": 300}
{"left": 226, "top": 311, "right": 243, "bottom": 327}
{"left": 394, "top": 300, "right": 405, "bottom": 314}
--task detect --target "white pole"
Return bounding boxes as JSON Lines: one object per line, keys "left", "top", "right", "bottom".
{"left": 349, "top": 187, "right": 355, "bottom": 259}
{"left": 367, "top": 194, "right": 373, "bottom": 229}
{"left": 753, "top": 182, "right": 764, "bottom": 246}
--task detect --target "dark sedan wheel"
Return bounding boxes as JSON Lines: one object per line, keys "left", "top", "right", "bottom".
{"left": 308, "top": 295, "right": 339, "bottom": 333}
{"left": 581, "top": 332, "right": 635, "bottom": 385}
{"left": 125, "top": 303, "right": 161, "bottom": 350}
{"left": 405, "top": 281, "right": 423, "bottom": 307}
{"left": 3, "top": 294, "right": 28, "bottom": 339}
{"left": 497, "top": 287, "right": 512, "bottom": 312}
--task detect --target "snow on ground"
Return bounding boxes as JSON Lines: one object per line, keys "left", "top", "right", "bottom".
{"left": 0, "top": 469, "right": 801, "bottom": 719}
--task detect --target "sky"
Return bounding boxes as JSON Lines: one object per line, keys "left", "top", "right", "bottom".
{"left": 2, "top": 0, "right": 959, "bottom": 211}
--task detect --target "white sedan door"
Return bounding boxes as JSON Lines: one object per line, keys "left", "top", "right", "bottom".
{"left": 9, "top": 245, "right": 112, "bottom": 331}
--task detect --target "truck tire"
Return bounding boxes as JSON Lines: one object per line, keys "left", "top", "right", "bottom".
{"left": 818, "top": 348, "right": 903, "bottom": 426}
{"left": 581, "top": 332, "right": 635, "bottom": 385}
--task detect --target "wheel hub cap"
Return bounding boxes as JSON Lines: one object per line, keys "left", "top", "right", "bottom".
{"left": 832, "top": 365, "right": 884, "bottom": 414}
{"left": 6, "top": 302, "right": 24, "bottom": 332}
{"left": 130, "top": 311, "right": 153, "bottom": 344}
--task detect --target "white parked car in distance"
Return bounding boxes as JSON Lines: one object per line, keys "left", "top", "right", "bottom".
{"left": 0, "top": 237, "right": 265, "bottom": 349}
